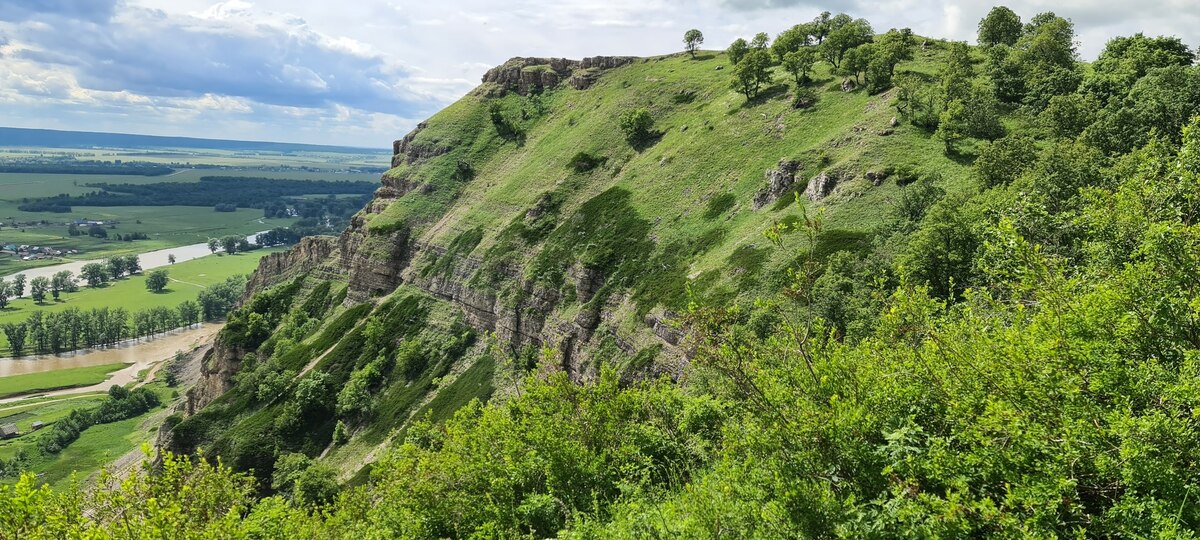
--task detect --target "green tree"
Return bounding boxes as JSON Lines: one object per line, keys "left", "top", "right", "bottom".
{"left": 294, "top": 464, "right": 339, "bottom": 508}
{"left": 178, "top": 300, "right": 200, "bottom": 327}
{"left": 820, "top": 17, "right": 873, "bottom": 68}
{"left": 727, "top": 37, "right": 749, "bottom": 65}
{"left": 874, "top": 28, "right": 914, "bottom": 76}
{"left": 50, "top": 270, "right": 76, "bottom": 300}
{"left": 900, "top": 195, "right": 980, "bottom": 298}
{"left": 731, "top": 48, "right": 773, "bottom": 100}
{"left": 941, "top": 41, "right": 975, "bottom": 103}
{"left": 145, "top": 269, "right": 170, "bottom": 293}
{"left": 1039, "top": 93, "right": 1099, "bottom": 138}
{"left": 0, "top": 280, "right": 8, "bottom": 310}
{"left": 80, "top": 263, "right": 108, "bottom": 288}
{"left": 811, "top": 11, "right": 833, "bottom": 43}
{"left": 841, "top": 44, "right": 871, "bottom": 84}
{"left": 618, "top": 108, "right": 655, "bottom": 146}
{"left": 782, "top": 48, "right": 816, "bottom": 85}
{"left": 771, "top": 24, "right": 812, "bottom": 61}
{"left": 222, "top": 235, "right": 240, "bottom": 255}
{"left": 1083, "top": 33, "right": 1195, "bottom": 103}
{"left": 10, "top": 274, "right": 25, "bottom": 298}
{"left": 977, "top": 6, "right": 1022, "bottom": 47}
{"left": 123, "top": 254, "right": 141, "bottom": 274}
{"left": 29, "top": 276, "right": 48, "bottom": 303}
{"left": 975, "top": 135, "right": 1038, "bottom": 187}
{"left": 683, "top": 29, "right": 704, "bottom": 57}
{"left": 962, "top": 86, "right": 1006, "bottom": 141}
{"left": 106, "top": 256, "right": 126, "bottom": 279}
{"left": 1, "top": 323, "right": 26, "bottom": 356}
{"left": 936, "top": 99, "right": 969, "bottom": 153}
{"left": 750, "top": 31, "right": 770, "bottom": 50}
{"left": 207, "top": 238, "right": 219, "bottom": 254}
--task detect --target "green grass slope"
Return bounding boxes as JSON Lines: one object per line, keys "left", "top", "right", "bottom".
{"left": 368, "top": 45, "right": 974, "bottom": 322}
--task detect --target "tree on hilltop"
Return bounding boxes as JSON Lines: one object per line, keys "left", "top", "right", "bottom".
{"left": 978, "top": 6, "right": 1022, "bottom": 47}
{"left": 683, "top": 29, "right": 704, "bottom": 58}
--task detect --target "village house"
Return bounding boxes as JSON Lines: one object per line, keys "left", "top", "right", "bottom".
{"left": 0, "top": 424, "right": 18, "bottom": 439}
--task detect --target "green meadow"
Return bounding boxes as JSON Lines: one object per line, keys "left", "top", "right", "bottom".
{"left": 0, "top": 382, "right": 175, "bottom": 489}
{"left": 0, "top": 249, "right": 280, "bottom": 353}
{"left": 0, "top": 364, "right": 126, "bottom": 399}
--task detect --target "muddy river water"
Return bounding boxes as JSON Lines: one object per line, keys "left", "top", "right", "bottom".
{"left": 0, "top": 324, "right": 221, "bottom": 405}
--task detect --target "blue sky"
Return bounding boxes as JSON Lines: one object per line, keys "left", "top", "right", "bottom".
{"left": 1, "top": 0, "right": 1196, "bottom": 148}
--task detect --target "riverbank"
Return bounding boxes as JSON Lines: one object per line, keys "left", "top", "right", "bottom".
{"left": 1, "top": 231, "right": 267, "bottom": 285}
{"left": 0, "top": 323, "right": 221, "bottom": 405}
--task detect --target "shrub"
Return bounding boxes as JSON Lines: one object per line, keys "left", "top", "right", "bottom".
{"left": 618, "top": 108, "right": 654, "bottom": 146}
{"left": 792, "top": 86, "right": 818, "bottom": 109}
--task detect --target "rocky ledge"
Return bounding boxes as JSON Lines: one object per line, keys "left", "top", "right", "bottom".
{"left": 478, "top": 56, "right": 636, "bottom": 97}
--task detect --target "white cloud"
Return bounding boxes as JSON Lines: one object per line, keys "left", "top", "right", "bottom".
{"left": 0, "top": 0, "right": 1196, "bottom": 147}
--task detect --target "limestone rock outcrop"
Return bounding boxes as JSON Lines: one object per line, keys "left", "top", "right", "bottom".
{"left": 805, "top": 171, "right": 840, "bottom": 201}
{"left": 752, "top": 159, "right": 802, "bottom": 210}
{"left": 480, "top": 56, "right": 635, "bottom": 96}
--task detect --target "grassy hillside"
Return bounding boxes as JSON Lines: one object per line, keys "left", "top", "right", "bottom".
{"left": 10, "top": 7, "right": 1200, "bottom": 537}
{"left": 371, "top": 45, "right": 973, "bottom": 318}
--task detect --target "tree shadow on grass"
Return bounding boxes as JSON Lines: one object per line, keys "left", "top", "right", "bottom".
{"left": 735, "top": 84, "right": 791, "bottom": 111}
{"left": 631, "top": 131, "right": 665, "bottom": 153}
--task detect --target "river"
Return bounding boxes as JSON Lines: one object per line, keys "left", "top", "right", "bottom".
{"left": 1, "top": 231, "right": 266, "bottom": 285}
{"left": 0, "top": 324, "right": 221, "bottom": 405}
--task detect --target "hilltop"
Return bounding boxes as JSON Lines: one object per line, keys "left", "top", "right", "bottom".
{"left": 5, "top": 6, "right": 1200, "bottom": 538}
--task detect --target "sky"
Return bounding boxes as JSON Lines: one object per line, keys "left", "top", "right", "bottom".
{"left": 0, "top": 0, "right": 1196, "bottom": 148}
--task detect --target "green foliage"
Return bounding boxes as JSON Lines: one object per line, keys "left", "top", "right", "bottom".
{"left": 731, "top": 48, "right": 773, "bottom": 99}
{"left": 1039, "top": 92, "right": 1100, "bottom": 138}
{"left": 975, "top": 134, "right": 1038, "bottom": 187}
{"left": 899, "top": 195, "right": 981, "bottom": 298}
{"left": 1083, "top": 33, "right": 1195, "bottom": 103}
{"left": 726, "top": 37, "right": 749, "bottom": 65}
{"left": 781, "top": 48, "right": 816, "bottom": 85}
{"left": 977, "top": 5, "right": 1022, "bottom": 47}
{"left": 144, "top": 269, "right": 169, "bottom": 293}
{"left": 935, "top": 100, "right": 969, "bottom": 153}
{"left": 567, "top": 150, "right": 605, "bottom": 172}
{"left": 683, "top": 29, "right": 704, "bottom": 57}
{"left": 820, "top": 16, "right": 873, "bottom": 68}
{"left": 791, "top": 85, "right": 818, "bottom": 109}
{"left": 618, "top": 108, "right": 655, "bottom": 147}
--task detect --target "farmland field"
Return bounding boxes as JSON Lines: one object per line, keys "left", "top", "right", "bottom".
{"left": 0, "top": 173, "right": 378, "bottom": 275}
{"left": 0, "top": 382, "right": 175, "bottom": 489}
{"left": 0, "top": 248, "right": 282, "bottom": 353}
{"left": 0, "top": 363, "right": 126, "bottom": 399}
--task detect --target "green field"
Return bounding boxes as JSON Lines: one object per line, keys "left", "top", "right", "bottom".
{"left": 0, "top": 147, "right": 389, "bottom": 170}
{"left": 0, "top": 383, "right": 174, "bottom": 488}
{"left": 0, "top": 162, "right": 381, "bottom": 275}
{"left": 0, "top": 394, "right": 107, "bottom": 444}
{"left": 0, "top": 249, "right": 281, "bottom": 353}
{"left": 0, "top": 363, "right": 126, "bottom": 399}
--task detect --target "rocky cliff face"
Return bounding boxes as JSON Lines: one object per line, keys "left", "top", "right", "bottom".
{"left": 478, "top": 56, "right": 636, "bottom": 96}
{"left": 186, "top": 235, "right": 341, "bottom": 413}
{"left": 243, "top": 236, "right": 340, "bottom": 301}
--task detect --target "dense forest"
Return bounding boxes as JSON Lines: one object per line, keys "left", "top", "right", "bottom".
{"left": 4, "top": 5, "right": 1200, "bottom": 538}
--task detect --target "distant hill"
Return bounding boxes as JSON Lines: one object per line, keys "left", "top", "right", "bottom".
{"left": 0, "top": 126, "right": 386, "bottom": 154}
